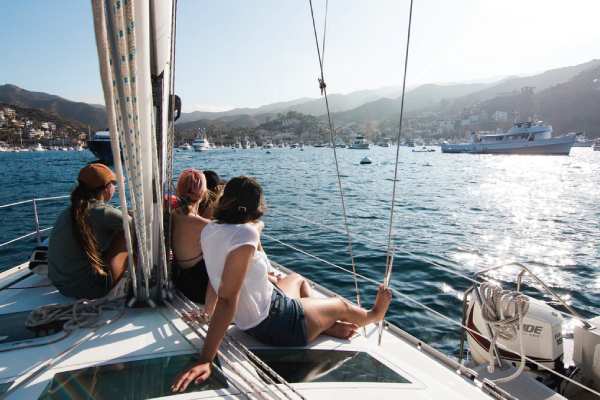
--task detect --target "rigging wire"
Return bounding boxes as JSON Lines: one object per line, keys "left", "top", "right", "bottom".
{"left": 307, "top": 0, "right": 364, "bottom": 320}
{"left": 164, "top": 0, "right": 179, "bottom": 292}
{"left": 384, "top": 0, "right": 414, "bottom": 299}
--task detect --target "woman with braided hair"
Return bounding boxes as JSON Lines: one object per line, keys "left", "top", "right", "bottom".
{"left": 48, "top": 163, "right": 131, "bottom": 299}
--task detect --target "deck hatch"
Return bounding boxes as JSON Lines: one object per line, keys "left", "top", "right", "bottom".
{"left": 37, "top": 355, "right": 227, "bottom": 399}
{"left": 253, "top": 349, "right": 411, "bottom": 384}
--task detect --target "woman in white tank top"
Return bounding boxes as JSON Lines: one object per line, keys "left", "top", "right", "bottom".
{"left": 172, "top": 176, "right": 392, "bottom": 393}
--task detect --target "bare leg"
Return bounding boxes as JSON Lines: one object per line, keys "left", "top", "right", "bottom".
{"left": 300, "top": 285, "right": 392, "bottom": 343}
{"left": 104, "top": 231, "right": 129, "bottom": 288}
{"left": 276, "top": 273, "right": 313, "bottom": 299}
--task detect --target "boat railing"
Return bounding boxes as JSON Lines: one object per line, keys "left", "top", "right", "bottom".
{"left": 0, "top": 195, "right": 70, "bottom": 248}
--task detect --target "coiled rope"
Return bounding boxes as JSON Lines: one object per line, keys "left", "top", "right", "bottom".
{"left": 479, "top": 283, "right": 529, "bottom": 383}
{"left": 26, "top": 295, "right": 127, "bottom": 331}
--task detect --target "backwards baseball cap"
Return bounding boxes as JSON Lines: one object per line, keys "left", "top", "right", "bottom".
{"left": 203, "top": 170, "right": 228, "bottom": 190}
{"left": 176, "top": 169, "right": 207, "bottom": 200}
{"left": 223, "top": 176, "right": 265, "bottom": 213}
{"left": 78, "top": 163, "right": 117, "bottom": 189}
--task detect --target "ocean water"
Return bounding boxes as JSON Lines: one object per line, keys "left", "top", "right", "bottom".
{"left": 1, "top": 146, "right": 599, "bottom": 356}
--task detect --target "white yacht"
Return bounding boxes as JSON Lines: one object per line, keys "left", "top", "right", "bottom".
{"left": 31, "top": 143, "right": 45, "bottom": 152}
{"left": 263, "top": 140, "right": 274, "bottom": 149}
{"left": 179, "top": 142, "right": 192, "bottom": 150}
{"left": 594, "top": 139, "right": 600, "bottom": 151}
{"left": 241, "top": 140, "right": 250, "bottom": 149}
{"left": 349, "top": 136, "right": 370, "bottom": 149}
{"left": 378, "top": 138, "right": 391, "bottom": 147}
{"left": 73, "top": 144, "right": 84, "bottom": 151}
{"left": 192, "top": 137, "right": 212, "bottom": 151}
{"left": 572, "top": 133, "right": 594, "bottom": 147}
{"left": 333, "top": 139, "right": 346, "bottom": 148}
{"left": 441, "top": 121, "right": 576, "bottom": 155}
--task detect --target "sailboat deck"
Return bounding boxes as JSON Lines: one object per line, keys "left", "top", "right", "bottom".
{"left": 0, "top": 263, "right": 565, "bottom": 399}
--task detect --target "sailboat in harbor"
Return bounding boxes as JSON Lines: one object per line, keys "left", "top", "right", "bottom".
{"left": 2, "top": 2, "right": 600, "bottom": 400}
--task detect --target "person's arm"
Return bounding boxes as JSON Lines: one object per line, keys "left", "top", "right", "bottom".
{"left": 171, "top": 244, "right": 255, "bottom": 393}
{"left": 204, "top": 282, "right": 217, "bottom": 318}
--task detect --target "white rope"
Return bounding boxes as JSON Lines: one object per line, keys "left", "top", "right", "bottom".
{"left": 26, "top": 295, "right": 126, "bottom": 331}
{"left": 92, "top": 0, "right": 138, "bottom": 299}
{"left": 479, "top": 283, "right": 529, "bottom": 383}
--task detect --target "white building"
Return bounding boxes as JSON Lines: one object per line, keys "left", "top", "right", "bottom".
{"left": 492, "top": 111, "right": 508, "bottom": 121}
{"left": 461, "top": 119, "right": 471, "bottom": 126}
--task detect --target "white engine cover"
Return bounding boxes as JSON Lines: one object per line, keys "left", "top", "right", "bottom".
{"left": 466, "top": 296, "right": 564, "bottom": 371}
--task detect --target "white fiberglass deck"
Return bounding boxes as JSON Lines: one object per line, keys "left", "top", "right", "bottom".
{"left": 0, "top": 263, "right": 562, "bottom": 400}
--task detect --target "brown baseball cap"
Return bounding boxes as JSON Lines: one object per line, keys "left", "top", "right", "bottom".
{"left": 78, "top": 163, "right": 117, "bottom": 189}
{"left": 176, "top": 169, "right": 207, "bottom": 200}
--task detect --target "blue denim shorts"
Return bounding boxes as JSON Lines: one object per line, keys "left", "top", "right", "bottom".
{"left": 244, "top": 285, "right": 308, "bottom": 347}
{"left": 57, "top": 272, "right": 113, "bottom": 300}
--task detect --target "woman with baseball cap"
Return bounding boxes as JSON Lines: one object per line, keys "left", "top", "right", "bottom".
{"left": 47, "top": 163, "right": 131, "bottom": 299}
{"left": 170, "top": 169, "right": 212, "bottom": 304}
{"left": 172, "top": 176, "right": 392, "bottom": 392}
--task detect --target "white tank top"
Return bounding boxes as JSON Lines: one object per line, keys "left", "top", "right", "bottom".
{"left": 201, "top": 221, "right": 273, "bottom": 330}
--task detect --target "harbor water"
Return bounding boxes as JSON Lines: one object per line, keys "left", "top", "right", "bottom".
{"left": 0, "top": 146, "right": 599, "bottom": 357}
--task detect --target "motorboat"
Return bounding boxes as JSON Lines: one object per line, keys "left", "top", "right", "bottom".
{"left": 406, "top": 139, "right": 415, "bottom": 147}
{"left": 179, "top": 143, "right": 192, "bottom": 150}
{"left": 441, "top": 121, "right": 576, "bottom": 155}
{"left": 73, "top": 145, "right": 84, "bottom": 151}
{"left": 349, "top": 136, "right": 370, "bottom": 149}
{"left": 594, "top": 139, "right": 600, "bottom": 151}
{"left": 241, "top": 140, "right": 250, "bottom": 149}
{"left": 572, "top": 133, "right": 594, "bottom": 147}
{"left": 31, "top": 143, "right": 45, "bottom": 152}
{"left": 192, "top": 137, "right": 212, "bottom": 151}
{"left": 378, "top": 138, "right": 391, "bottom": 147}
{"left": 263, "top": 140, "right": 274, "bottom": 149}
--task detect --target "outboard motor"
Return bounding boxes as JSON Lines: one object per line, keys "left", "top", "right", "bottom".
{"left": 466, "top": 295, "right": 565, "bottom": 377}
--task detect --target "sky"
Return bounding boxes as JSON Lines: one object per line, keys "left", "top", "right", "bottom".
{"left": 1, "top": 0, "right": 599, "bottom": 113}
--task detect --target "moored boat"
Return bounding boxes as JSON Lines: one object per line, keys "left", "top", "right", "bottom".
{"left": 192, "top": 137, "right": 212, "bottom": 151}
{"left": 441, "top": 121, "right": 576, "bottom": 155}
{"left": 349, "top": 136, "right": 370, "bottom": 149}
{"left": 86, "top": 128, "right": 113, "bottom": 162}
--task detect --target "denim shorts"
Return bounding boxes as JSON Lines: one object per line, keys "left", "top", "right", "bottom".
{"left": 57, "top": 272, "right": 113, "bottom": 300}
{"left": 244, "top": 285, "right": 308, "bottom": 347}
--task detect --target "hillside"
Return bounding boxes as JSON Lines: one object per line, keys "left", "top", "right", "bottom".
{"left": 175, "top": 114, "right": 267, "bottom": 137}
{"left": 0, "top": 101, "right": 88, "bottom": 133}
{"left": 444, "top": 60, "right": 600, "bottom": 114}
{"left": 0, "top": 85, "right": 106, "bottom": 130}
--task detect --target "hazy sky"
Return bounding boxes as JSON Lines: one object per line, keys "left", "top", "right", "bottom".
{"left": 1, "top": 0, "right": 598, "bottom": 112}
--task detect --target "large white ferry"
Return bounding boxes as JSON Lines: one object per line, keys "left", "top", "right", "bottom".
{"left": 441, "top": 121, "right": 576, "bottom": 155}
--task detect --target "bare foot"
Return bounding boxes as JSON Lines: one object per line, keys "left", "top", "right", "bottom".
{"left": 369, "top": 285, "right": 392, "bottom": 322}
{"left": 323, "top": 321, "right": 359, "bottom": 340}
